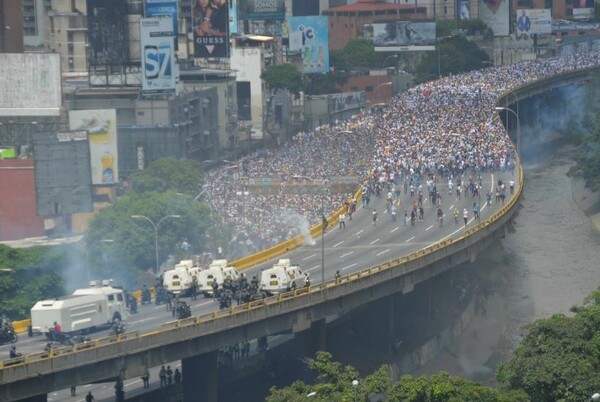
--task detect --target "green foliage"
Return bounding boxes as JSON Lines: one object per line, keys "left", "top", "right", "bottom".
{"left": 336, "top": 39, "right": 385, "bottom": 70}
{"left": 267, "top": 352, "right": 526, "bottom": 402}
{"left": 568, "top": 73, "right": 600, "bottom": 191}
{"left": 437, "top": 19, "right": 489, "bottom": 37}
{"left": 497, "top": 288, "right": 600, "bottom": 402}
{"left": 261, "top": 63, "right": 305, "bottom": 95}
{"left": 0, "top": 245, "right": 65, "bottom": 319}
{"left": 415, "top": 35, "right": 490, "bottom": 83}
{"left": 87, "top": 191, "right": 212, "bottom": 282}
{"left": 129, "top": 157, "right": 202, "bottom": 195}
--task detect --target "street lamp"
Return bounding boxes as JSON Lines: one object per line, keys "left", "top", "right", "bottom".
{"left": 495, "top": 107, "right": 520, "bottom": 160}
{"left": 131, "top": 214, "right": 182, "bottom": 276}
{"left": 504, "top": 88, "right": 520, "bottom": 118}
{"left": 592, "top": 393, "right": 600, "bottom": 401}
{"left": 352, "top": 379, "right": 359, "bottom": 402}
{"left": 292, "top": 175, "right": 328, "bottom": 285}
{"left": 436, "top": 36, "right": 453, "bottom": 78}
{"left": 373, "top": 82, "right": 392, "bottom": 104}
{"left": 380, "top": 54, "right": 398, "bottom": 70}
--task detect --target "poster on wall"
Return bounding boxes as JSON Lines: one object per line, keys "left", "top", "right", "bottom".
{"left": 289, "top": 16, "right": 330, "bottom": 74}
{"left": 69, "top": 109, "right": 119, "bottom": 185}
{"left": 457, "top": 0, "right": 470, "bottom": 19}
{"left": 478, "top": 0, "right": 510, "bottom": 36}
{"left": 516, "top": 9, "right": 551, "bottom": 38}
{"left": 573, "top": 0, "right": 594, "bottom": 20}
{"left": 144, "top": 0, "right": 179, "bottom": 50}
{"left": 229, "top": 0, "right": 239, "bottom": 34}
{"left": 245, "top": 0, "right": 285, "bottom": 20}
{"left": 140, "top": 17, "right": 176, "bottom": 94}
{"left": 192, "top": 0, "right": 229, "bottom": 58}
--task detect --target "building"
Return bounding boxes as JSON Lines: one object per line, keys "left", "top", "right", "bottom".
{"left": 0, "top": 0, "right": 24, "bottom": 53}
{"left": 323, "top": 0, "right": 427, "bottom": 50}
{"left": 46, "top": 0, "right": 88, "bottom": 73}
{"left": 22, "top": 0, "right": 52, "bottom": 48}
{"left": 0, "top": 159, "right": 45, "bottom": 241}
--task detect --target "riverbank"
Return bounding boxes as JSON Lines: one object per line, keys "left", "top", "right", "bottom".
{"left": 571, "top": 176, "right": 600, "bottom": 231}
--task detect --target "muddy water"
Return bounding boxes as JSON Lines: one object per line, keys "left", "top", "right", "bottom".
{"left": 414, "top": 138, "right": 600, "bottom": 384}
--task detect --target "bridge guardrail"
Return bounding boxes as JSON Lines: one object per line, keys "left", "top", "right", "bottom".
{"left": 0, "top": 94, "right": 527, "bottom": 377}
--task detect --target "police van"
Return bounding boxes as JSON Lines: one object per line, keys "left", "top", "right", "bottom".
{"left": 259, "top": 259, "right": 308, "bottom": 296}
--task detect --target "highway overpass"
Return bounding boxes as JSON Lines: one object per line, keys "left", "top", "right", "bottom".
{"left": 0, "top": 66, "right": 597, "bottom": 402}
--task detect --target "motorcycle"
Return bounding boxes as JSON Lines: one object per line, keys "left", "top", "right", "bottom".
{"left": 0, "top": 328, "right": 18, "bottom": 344}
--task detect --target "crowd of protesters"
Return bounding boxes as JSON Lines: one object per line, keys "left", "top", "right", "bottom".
{"left": 203, "top": 51, "right": 600, "bottom": 259}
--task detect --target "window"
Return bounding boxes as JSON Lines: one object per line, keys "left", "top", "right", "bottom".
{"left": 545, "top": 0, "right": 553, "bottom": 8}
{"left": 108, "top": 295, "right": 114, "bottom": 301}
{"left": 117, "top": 294, "right": 123, "bottom": 301}
{"left": 365, "top": 85, "right": 374, "bottom": 92}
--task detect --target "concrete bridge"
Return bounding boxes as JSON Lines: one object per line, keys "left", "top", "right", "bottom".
{"left": 0, "top": 66, "right": 596, "bottom": 402}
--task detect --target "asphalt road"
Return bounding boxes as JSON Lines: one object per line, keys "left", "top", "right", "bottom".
{"left": 1, "top": 171, "right": 519, "bottom": 401}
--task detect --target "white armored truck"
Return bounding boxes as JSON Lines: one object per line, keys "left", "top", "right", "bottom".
{"left": 196, "top": 259, "right": 240, "bottom": 297}
{"left": 259, "top": 259, "right": 308, "bottom": 296}
{"left": 163, "top": 259, "right": 202, "bottom": 296}
{"left": 30, "top": 280, "right": 127, "bottom": 336}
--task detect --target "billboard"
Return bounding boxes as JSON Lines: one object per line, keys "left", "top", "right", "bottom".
{"left": 457, "top": 0, "right": 470, "bottom": 19}
{"left": 87, "top": 0, "right": 129, "bottom": 65}
{"left": 245, "top": 0, "right": 285, "bottom": 20}
{"left": 0, "top": 54, "right": 61, "bottom": 116}
{"left": 192, "top": 0, "right": 229, "bottom": 58}
{"left": 229, "top": 0, "right": 239, "bottom": 34}
{"left": 33, "top": 130, "right": 93, "bottom": 216}
{"left": 140, "top": 17, "right": 176, "bottom": 94}
{"left": 372, "top": 21, "right": 436, "bottom": 50}
{"left": 69, "top": 110, "right": 119, "bottom": 185}
{"left": 479, "top": 0, "right": 510, "bottom": 36}
{"left": 516, "top": 9, "right": 552, "bottom": 38}
{"left": 573, "top": 0, "right": 594, "bottom": 20}
{"left": 144, "top": 0, "right": 179, "bottom": 49}
{"left": 289, "top": 16, "right": 330, "bottom": 74}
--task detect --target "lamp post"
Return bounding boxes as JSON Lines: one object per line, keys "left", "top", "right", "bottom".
{"left": 352, "top": 379, "right": 359, "bottom": 402}
{"left": 436, "top": 36, "right": 453, "bottom": 78}
{"left": 373, "top": 82, "right": 392, "bottom": 104}
{"left": 380, "top": 54, "right": 398, "bottom": 70}
{"left": 495, "top": 106, "right": 520, "bottom": 160}
{"left": 131, "top": 214, "right": 182, "bottom": 276}
{"left": 293, "top": 175, "right": 328, "bottom": 285}
{"left": 592, "top": 393, "right": 600, "bottom": 401}
{"left": 504, "top": 87, "right": 520, "bottom": 118}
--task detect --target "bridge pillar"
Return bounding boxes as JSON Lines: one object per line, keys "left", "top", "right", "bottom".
{"left": 387, "top": 295, "right": 396, "bottom": 355}
{"left": 18, "top": 394, "right": 46, "bottom": 402}
{"left": 313, "top": 318, "right": 327, "bottom": 352}
{"left": 182, "top": 350, "right": 218, "bottom": 402}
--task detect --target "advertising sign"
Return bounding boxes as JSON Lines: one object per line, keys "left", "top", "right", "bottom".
{"left": 87, "top": 0, "right": 129, "bottom": 65}
{"left": 245, "top": 0, "right": 285, "bottom": 20}
{"left": 372, "top": 21, "right": 436, "bottom": 50}
{"left": 69, "top": 109, "right": 119, "bottom": 185}
{"left": 516, "top": 9, "right": 551, "bottom": 38}
{"left": 192, "top": 0, "right": 229, "bottom": 58}
{"left": 144, "top": 0, "right": 179, "bottom": 49}
{"left": 0, "top": 53, "right": 61, "bottom": 116}
{"left": 140, "top": 17, "right": 176, "bottom": 94}
{"left": 457, "top": 0, "right": 470, "bottom": 19}
{"left": 573, "top": 0, "right": 594, "bottom": 20}
{"left": 289, "top": 16, "right": 330, "bottom": 74}
{"left": 479, "top": 0, "right": 510, "bottom": 36}
{"left": 552, "top": 19, "right": 600, "bottom": 32}
{"left": 229, "top": 0, "right": 239, "bottom": 34}
{"left": 33, "top": 130, "right": 93, "bottom": 216}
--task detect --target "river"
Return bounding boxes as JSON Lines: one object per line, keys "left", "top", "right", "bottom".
{"left": 413, "top": 136, "right": 600, "bottom": 384}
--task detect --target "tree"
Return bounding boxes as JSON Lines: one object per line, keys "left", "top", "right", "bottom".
{"left": 0, "top": 245, "right": 65, "bottom": 319}
{"left": 267, "top": 352, "right": 527, "bottom": 402}
{"left": 337, "top": 39, "right": 385, "bottom": 70}
{"left": 415, "top": 35, "right": 490, "bottom": 83}
{"left": 128, "top": 157, "right": 203, "bottom": 195}
{"left": 261, "top": 63, "right": 305, "bottom": 95}
{"left": 497, "top": 288, "right": 600, "bottom": 402}
{"left": 87, "top": 191, "right": 212, "bottom": 283}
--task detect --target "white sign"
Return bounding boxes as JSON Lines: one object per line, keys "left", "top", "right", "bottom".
{"left": 0, "top": 54, "right": 62, "bottom": 116}
{"left": 140, "top": 17, "right": 176, "bottom": 95}
{"left": 517, "top": 9, "right": 552, "bottom": 37}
